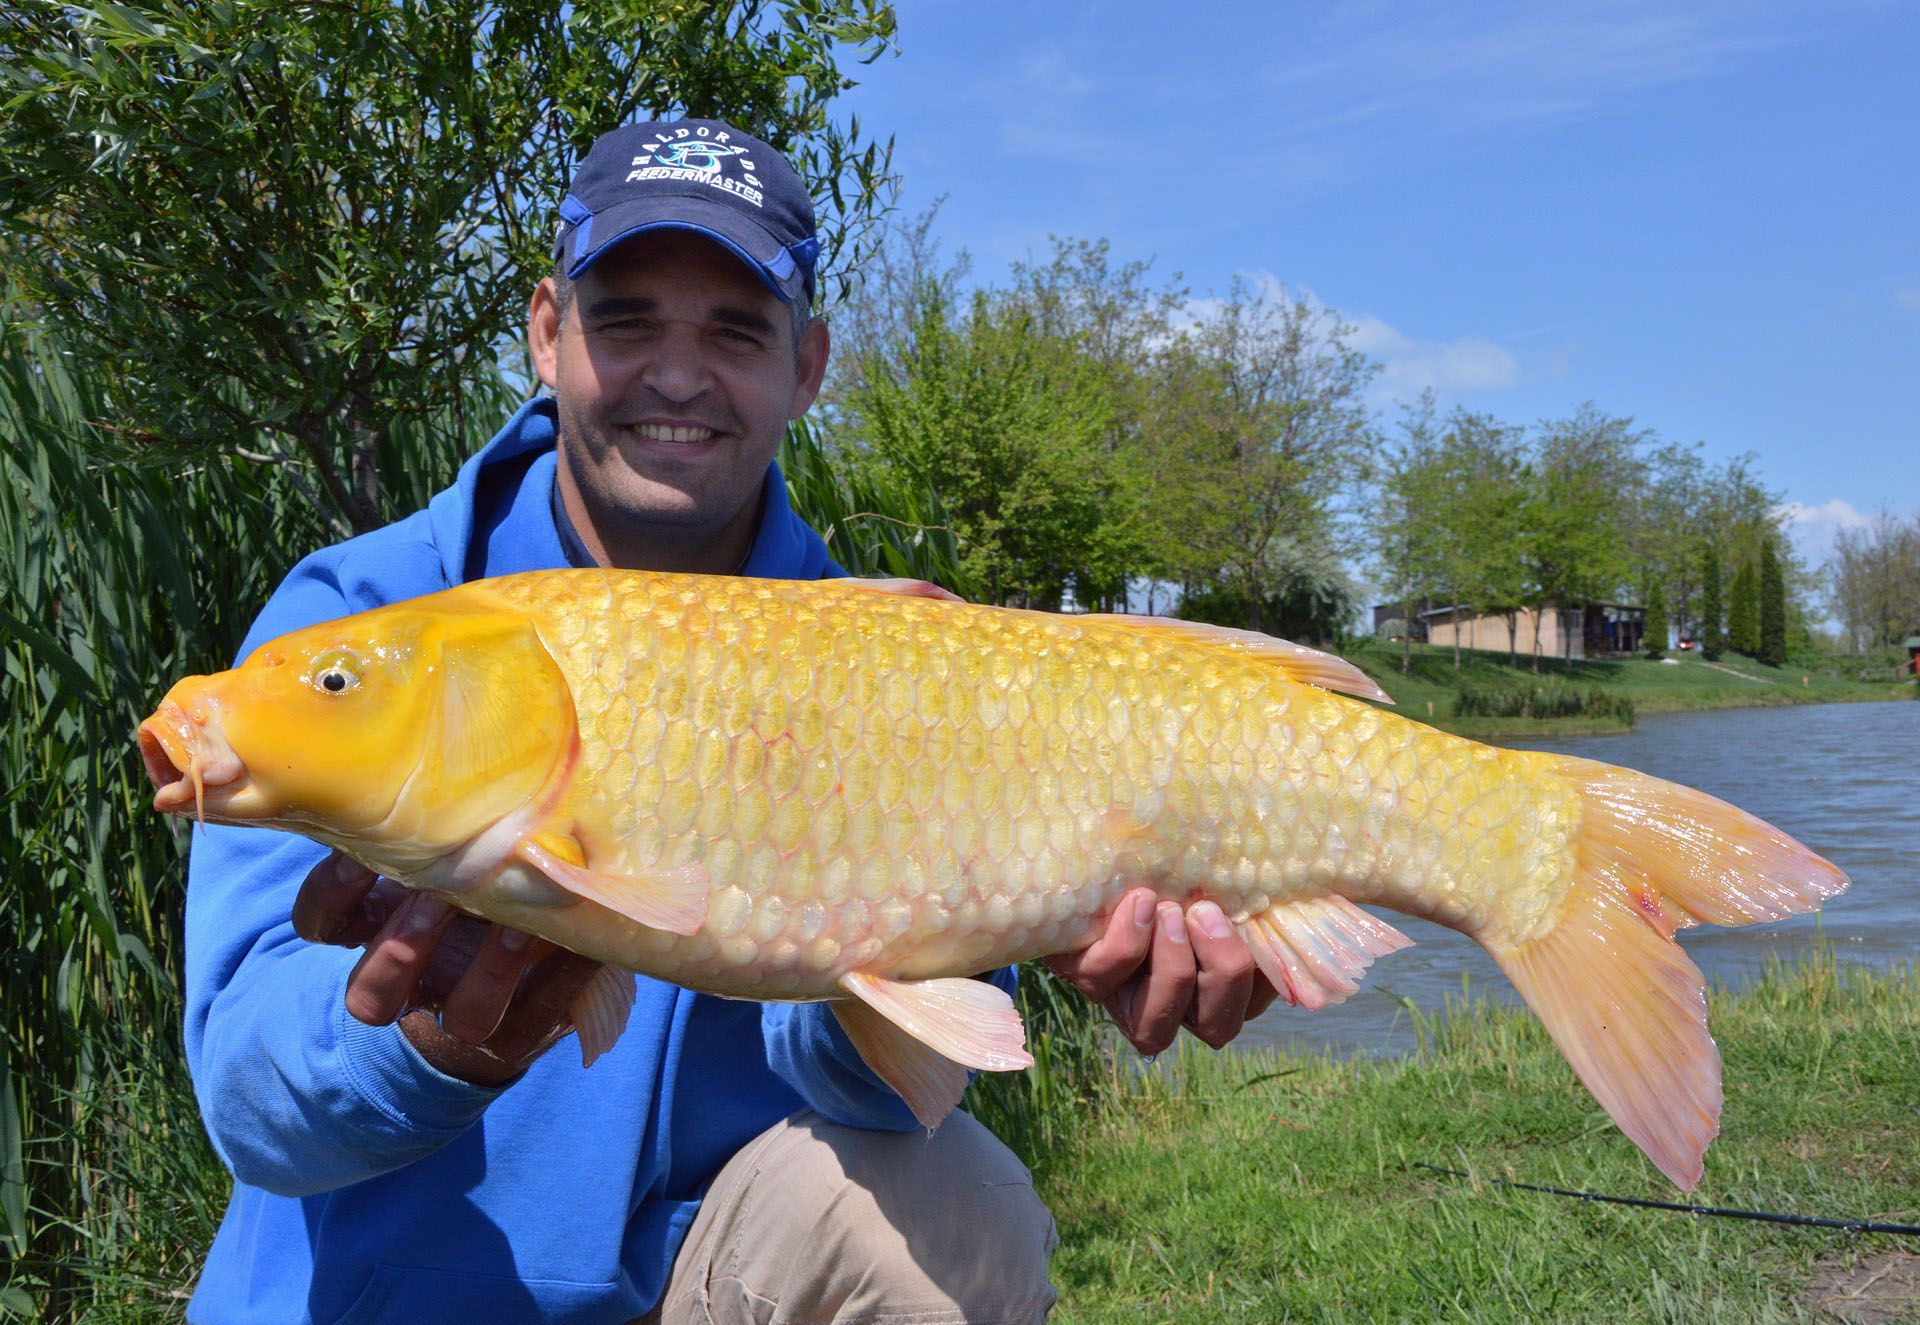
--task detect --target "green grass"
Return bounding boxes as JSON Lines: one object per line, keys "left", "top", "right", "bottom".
{"left": 1036, "top": 953, "right": 1920, "bottom": 1323}
{"left": 1343, "top": 638, "right": 1903, "bottom": 739}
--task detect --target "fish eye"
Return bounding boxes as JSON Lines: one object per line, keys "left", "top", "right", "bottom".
{"left": 308, "top": 648, "right": 364, "bottom": 696}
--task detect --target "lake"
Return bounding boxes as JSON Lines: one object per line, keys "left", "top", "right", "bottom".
{"left": 1237, "top": 699, "right": 1920, "bottom": 1058}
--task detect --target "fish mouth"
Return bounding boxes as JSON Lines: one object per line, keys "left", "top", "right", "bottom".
{"left": 139, "top": 699, "right": 251, "bottom": 822}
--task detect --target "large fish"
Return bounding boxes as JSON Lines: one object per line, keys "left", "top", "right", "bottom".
{"left": 140, "top": 570, "right": 1846, "bottom": 1189}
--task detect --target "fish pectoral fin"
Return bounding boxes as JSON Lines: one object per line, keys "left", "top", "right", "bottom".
{"left": 569, "top": 966, "right": 637, "bottom": 1068}
{"left": 517, "top": 834, "right": 709, "bottom": 936}
{"left": 1238, "top": 895, "right": 1413, "bottom": 1011}
{"left": 834, "top": 972, "right": 1035, "bottom": 1129}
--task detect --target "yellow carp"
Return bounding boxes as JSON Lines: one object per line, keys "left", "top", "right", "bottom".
{"left": 139, "top": 570, "right": 1846, "bottom": 1189}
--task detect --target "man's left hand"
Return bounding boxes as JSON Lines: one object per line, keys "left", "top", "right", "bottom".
{"left": 1044, "top": 888, "right": 1281, "bottom": 1053}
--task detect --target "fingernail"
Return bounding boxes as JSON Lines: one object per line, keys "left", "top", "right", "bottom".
{"left": 499, "top": 925, "right": 532, "bottom": 952}
{"left": 1132, "top": 893, "right": 1156, "bottom": 928}
{"left": 1192, "top": 901, "right": 1231, "bottom": 939}
{"left": 403, "top": 895, "right": 450, "bottom": 935}
{"left": 1158, "top": 902, "right": 1187, "bottom": 943}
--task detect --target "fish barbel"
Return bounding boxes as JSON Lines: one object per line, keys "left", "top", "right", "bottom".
{"left": 139, "top": 570, "right": 1847, "bottom": 1189}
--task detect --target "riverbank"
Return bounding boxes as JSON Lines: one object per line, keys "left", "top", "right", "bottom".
{"left": 1036, "top": 953, "right": 1920, "bottom": 1323}
{"left": 1343, "top": 639, "right": 1906, "bottom": 739}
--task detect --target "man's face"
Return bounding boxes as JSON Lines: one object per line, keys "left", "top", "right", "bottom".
{"left": 528, "top": 229, "right": 828, "bottom": 569}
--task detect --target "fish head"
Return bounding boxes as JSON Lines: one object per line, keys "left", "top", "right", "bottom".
{"left": 139, "top": 599, "right": 577, "bottom": 865}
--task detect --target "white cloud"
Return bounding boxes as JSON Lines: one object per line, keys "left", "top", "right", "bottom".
{"left": 1344, "top": 313, "right": 1522, "bottom": 404}
{"left": 1776, "top": 497, "right": 1871, "bottom": 567}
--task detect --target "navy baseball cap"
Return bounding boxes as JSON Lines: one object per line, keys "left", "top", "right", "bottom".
{"left": 553, "top": 118, "right": 821, "bottom": 304}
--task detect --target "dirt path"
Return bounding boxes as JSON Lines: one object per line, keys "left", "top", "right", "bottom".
{"left": 1694, "top": 659, "right": 1777, "bottom": 683}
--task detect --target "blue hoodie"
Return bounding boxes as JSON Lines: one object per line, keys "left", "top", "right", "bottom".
{"left": 183, "top": 400, "right": 1014, "bottom": 1323}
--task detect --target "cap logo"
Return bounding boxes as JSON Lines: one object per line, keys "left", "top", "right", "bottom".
{"left": 624, "top": 127, "right": 764, "bottom": 208}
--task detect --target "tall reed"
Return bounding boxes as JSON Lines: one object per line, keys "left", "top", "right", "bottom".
{"left": 0, "top": 308, "right": 507, "bottom": 1316}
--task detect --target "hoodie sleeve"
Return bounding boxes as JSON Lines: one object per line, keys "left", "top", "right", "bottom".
{"left": 181, "top": 547, "right": 504, "bottom": 1198}
{"left": 758, "top": 965, "right": 1021, "bottom": 1132}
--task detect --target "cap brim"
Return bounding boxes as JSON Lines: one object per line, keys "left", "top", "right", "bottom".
{"left": 563, "top": 192, "right": 809, "bottom": 303}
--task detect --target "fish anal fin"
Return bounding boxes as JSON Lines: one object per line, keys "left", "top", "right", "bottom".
{"left": 569, "top": 966, "right": 637, "bottom": 1068}
{"left": 831, "top": 998, "right": 973, "bottom": 1130}
{"left": 1238, "top": 895, "right": 1413, "bottom": 1011}
{"left": 517, "top": 835, "right": 708, "bottom": 936}
{"left": 1080, "top": 614, "right": 1393, "bottom": 704}
{"left": 1485, "top": 881, "right": 1718, "bottom": 1191}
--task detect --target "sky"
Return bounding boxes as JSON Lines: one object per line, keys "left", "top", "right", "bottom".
{"left": 832, "top": 0, "right": 1920, "bottom": 575}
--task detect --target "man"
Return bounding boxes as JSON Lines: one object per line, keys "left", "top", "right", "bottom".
{"left": 184, "top": 118, "right": 1277, "bottom": 1324}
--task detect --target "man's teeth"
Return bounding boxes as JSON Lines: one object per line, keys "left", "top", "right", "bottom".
{"left": 633, "top": 424, "right": 717, "bottom": 443}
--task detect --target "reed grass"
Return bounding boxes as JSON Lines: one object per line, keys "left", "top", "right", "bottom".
{"left": 0, "top": 305, "right": 506, "bottom": 1316}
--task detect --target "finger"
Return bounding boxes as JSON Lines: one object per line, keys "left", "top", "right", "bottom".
{"left": 1183, "top": 901, "right": 1258, "bottom": 1049}
{"left": 1043, "top": 888, "right": 1157, "bottom": 1004}
{"left": 1246, "top": 976, "right": 1283, "bottom": 1023}
{"left": 343, "top": 892, "right": 456, "bottom": 1025}
{"left": 484, "top": 950, "right": 605, "bottom": 1065}
{"left": 439, "top": 925, "right": 538, "bottom": 1044}
{"left": 290, "top": 850, "right": 378, "bottom": 945}
{"left": 415, "top": 913, "right": 492, "bottom": 1004}
{"left": 1125, "top": 903, "right": 1198, "bottom": 1056}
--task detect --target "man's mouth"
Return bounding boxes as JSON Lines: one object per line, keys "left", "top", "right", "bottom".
{"left": 627, "top": 422, "right": 719, "bottom": 444}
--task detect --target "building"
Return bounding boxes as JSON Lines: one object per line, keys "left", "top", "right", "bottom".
{"left": 1416, "top": 602, "right": 1646, "bottom": 661}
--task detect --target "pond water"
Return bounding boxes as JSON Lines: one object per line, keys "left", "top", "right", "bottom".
{"left": 1236, "top": 700, "right": 1920, "bottom": 1059}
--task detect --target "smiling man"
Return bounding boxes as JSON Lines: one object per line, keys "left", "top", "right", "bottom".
{"left": 182, "top": 119, "right": 1274, "bottom": 1325}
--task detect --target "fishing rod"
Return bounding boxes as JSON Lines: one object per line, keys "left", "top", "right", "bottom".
{"left": 1415, "top": 1164, "right": 1920, "bottom": 1237}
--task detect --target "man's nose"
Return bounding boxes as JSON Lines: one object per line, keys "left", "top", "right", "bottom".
{"left": 639, "top": 324, "right": 712, "bottom": 400}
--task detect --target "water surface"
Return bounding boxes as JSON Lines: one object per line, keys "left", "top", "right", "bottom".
{"left": 1237, "top": 700, "right": 1918, "bottom": 1058}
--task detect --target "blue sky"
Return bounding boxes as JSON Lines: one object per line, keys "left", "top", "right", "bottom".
{"left": 833, "top": 1, "right": 1919, "bottom": 573}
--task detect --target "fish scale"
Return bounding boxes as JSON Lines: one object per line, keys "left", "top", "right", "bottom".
{"left": 141, "top": 568, "right": 1849, "bottom": 1189}
{"left": 473, "top": 572, "right": 1570, "bottom": 988}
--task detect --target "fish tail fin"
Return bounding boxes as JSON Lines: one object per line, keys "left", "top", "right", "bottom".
{"left": 1482, "top": 753, "right": 1848, "bottom": 1190}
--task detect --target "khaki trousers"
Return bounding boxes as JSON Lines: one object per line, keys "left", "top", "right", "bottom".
{"left": 640, "top": 1110, "right": 1058, "bottom": 1325}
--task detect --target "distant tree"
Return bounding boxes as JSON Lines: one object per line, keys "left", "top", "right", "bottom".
{"left": 1644, "top": 582, "right": 1669, "bottom": 660}
{"left": 1370, "top": 395, "right": 1447, "bottom": 673}
{"left": 1758, "top": 537, "right": 1787, "bottom": 666}
{"left": 1523, "top": 406, "right": 1643, "bottom": 671}
{"left": 841, "top": 282, "right": 1142, "bottom": 608}
{"left": 1168, "top": 276, "right": 1377, "bottom": 633}
{"left": 1827, "top": 511, "right": 1920, "bottom": 652}
{"left": 1728, "top": 559, "right": 1760, "bottom": 657}
{"left": 1699, "top": 541, "right": 1726, "bottom": 660}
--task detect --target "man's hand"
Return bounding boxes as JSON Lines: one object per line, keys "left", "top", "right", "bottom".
{"left": 1044, "top": 888, "right": 1280, "bottom": 1054}
{"left": 291, "top": 850, "right": 602, "bottom": 1085}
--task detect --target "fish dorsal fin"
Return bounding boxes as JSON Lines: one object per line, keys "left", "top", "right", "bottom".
{"left": 1080, "top": 615, "right": 1393, "bottom": 704}
{"left": 836, "top": 578, "right": 966, "bottom": 603}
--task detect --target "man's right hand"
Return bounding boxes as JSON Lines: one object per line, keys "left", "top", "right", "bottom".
{"left": 291, "top": 850, "right": 604, "bottom": 1086}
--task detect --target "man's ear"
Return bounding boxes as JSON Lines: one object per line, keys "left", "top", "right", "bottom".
{"left": 528, "top": 277, "right": 562, "bottom": 391}
{"left": 788, "top": 315, "right": 830, "bottom": 419}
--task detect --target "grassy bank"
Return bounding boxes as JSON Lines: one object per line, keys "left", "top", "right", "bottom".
{"left": 1342, "top": 638, "right": 1906, "bottom": 739}
{"left": 1034, "top": 953, "right": 1920, "bottom": 1323}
